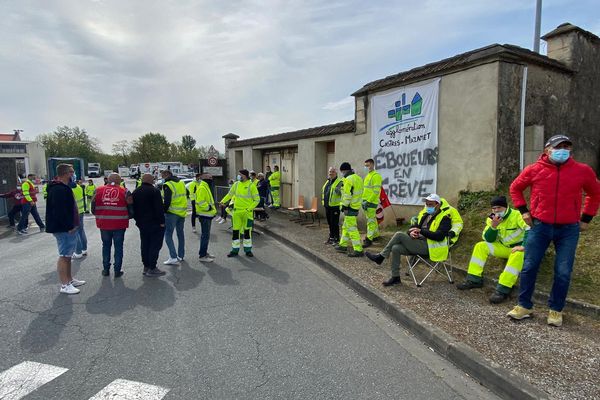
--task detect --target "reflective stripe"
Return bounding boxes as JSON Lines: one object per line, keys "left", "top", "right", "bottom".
{"left": 502, "top": 229, "right": 524, "bottom": 244}
{"left": 95, "top": 206, "right": 128, "bottom": 211}
{"left": 232, "top": 239, "right": 241, "bottom": 249}
{"left": 470, "top": 257, "right": 486, "bottom": 267}
{"left": 96, "top": 215, "right": 129, "bottom": 220}
{"left": 428, "top": 241, "right": 448, "bottom": 249}
{"left": 452, "top": 223, "right": 464, "bottom": 230}
{"left": 504, "top": 266, "right": 520, "bottom": 276}
{"left": 486, "top": 242, "right": 495, "bottom": 255}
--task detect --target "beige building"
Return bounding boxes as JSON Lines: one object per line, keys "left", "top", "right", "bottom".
{"left": 225, "top": 23, "right": 600, "bottom": 222}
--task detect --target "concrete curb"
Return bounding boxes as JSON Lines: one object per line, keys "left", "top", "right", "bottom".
{"left": 256, "top": 224, "right": 549, "bottom": 400}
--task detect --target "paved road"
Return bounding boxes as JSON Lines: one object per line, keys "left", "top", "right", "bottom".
{"left": 0, "top": 204, "right": 499, "bottom": 399}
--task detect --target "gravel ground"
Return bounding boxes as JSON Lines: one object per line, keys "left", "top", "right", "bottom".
{"left": 259, "top": 211, "right": 600, "bottom": 400}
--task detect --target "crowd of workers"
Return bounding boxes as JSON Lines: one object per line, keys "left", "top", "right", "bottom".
{"left": 2, "top": 134, "right": 599, "bottom": 327}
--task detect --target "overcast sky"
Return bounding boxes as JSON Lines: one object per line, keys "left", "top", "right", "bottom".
{"left": 1, "top": 0, "right": 598, "bottom": 153}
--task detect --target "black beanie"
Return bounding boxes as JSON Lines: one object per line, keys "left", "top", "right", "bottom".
{"left": 340, "top": 162, "right": 351, "bottom": 171}
{"left": 490, "top": 196, "right": 508, "bottom": 208}
{"left": 239, "top": 169, "right": 250, "bottom": 178}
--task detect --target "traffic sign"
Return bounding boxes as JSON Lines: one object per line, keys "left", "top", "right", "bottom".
{"left": 208, "top": 157, "right": 218, "bottom": 166}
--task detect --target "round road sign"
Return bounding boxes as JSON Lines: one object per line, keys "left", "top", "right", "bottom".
{"left": 208, "top": 157, "right": 218, "bottom": 166}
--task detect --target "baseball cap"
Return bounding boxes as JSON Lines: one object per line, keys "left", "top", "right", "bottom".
{"left": 545, "top": 134, "right": 572, "bottom": 148}
{"left": 423, "top": 194, "right": 441, "bottom": 203}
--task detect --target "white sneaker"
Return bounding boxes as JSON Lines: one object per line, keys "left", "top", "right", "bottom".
{"left": 60, "top": 283, "right": 80, "bottom": 294}
{"left": 70, "top": 278, "right": 86, "bottom": 287}
{"left": 177, "top": 256, "right": 184, "bottom": 261}
{"left": 207, "top": 253, "right": 216, "bottom": 259}
{"left": 163, "top": 257, "right": 180, "bottom": 265}
{"left": 218, "top": 219, "right": 226, "bottom": 224}
{"left": 198, "top": 256, "right": 214, "bottom": 263}
{"left": 82, "top": 250, "right": 88, "bottom": 256}
{"left": 72, "top": 253, "right": 83, "bottom": 259}
{"left": 215, "top": 217, "right": 222, "bottom": 223}
{"left": 192, "top": 227, "right": 197, "bottom": 233}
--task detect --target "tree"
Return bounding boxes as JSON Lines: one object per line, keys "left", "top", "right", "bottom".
{"left": 131, "top": 132, "right": 170, "bottom": 162}
{"left": 112, "top": 140, "right": 133, "bottom": 166}
{"left": 37, "top": 126, "right": 102, "bottom": 165}
{"left": 181, "top": 135, "right": 196, "bottom": 152}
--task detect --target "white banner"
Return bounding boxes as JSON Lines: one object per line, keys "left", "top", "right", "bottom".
{"left": 370, "top": 78, "right": 440, "bottom": 205}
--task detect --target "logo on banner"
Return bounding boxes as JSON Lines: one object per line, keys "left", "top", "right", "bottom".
{"left": 387, "top": 92, "right": 423, "bottom": 122}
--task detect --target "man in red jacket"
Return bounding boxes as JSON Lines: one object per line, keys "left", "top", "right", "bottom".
{"left": 507, "top": 134, "right": 600, "bottom": 326}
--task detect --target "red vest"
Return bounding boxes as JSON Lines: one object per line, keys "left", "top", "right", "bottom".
{"left": 94, "top": 185, "right": 129, "bottom": 230}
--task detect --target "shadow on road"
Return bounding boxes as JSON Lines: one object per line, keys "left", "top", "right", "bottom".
{"left": 20, "top": 295, "right": 73, "bottom": 354}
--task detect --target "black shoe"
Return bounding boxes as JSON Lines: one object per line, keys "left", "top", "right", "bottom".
{"left": 334, "top": 245, "right": 348, "bottom": 253}
{"left": 348, "top": 250, "right": 364, "bottom": 257}
{"left": 366, "top": 252, "right": 385, "bottom": 265}
{"left": 324, "top": 238, "right": 334, "bottom": 244}
{"left": 382, "top": 276, "right": 401, "bottom": 287}
{"left": 245, "top": 252, "right": 254, "bottom": 257}
{"left": 114, "top": 271, "right": 124, "bottom": 278}
{"left": 143, "top": 268, "right": 149, "bottom": 276}
{"left": 489, "top": 291, "right": 508, "bottom": 304}
{"left": 227, "top": 252, "right": 238, "bottom": 257}
{"left": 363, "top": 238, "right": 373, "bottom": 248}
{"left": 146, "top": 268, "right": 166, "bottom": 277}
{"left": 101, "top": 270, "right": 110, "bottom": 277}
{"left": 456, "top": 280, "right": 483, "bottom": 290}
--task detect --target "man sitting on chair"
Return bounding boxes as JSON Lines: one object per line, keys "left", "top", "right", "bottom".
{"left": 366, "top": 194, "right": 452, "bottom": 287}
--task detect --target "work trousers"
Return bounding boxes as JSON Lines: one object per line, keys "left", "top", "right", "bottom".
{"left": 467, "top": 241, "right": 524, "bottom": 292}
{"left": 364, "top": 206, "right": 379, "bottom": 240}
{"left": 139, "top": 225, "right": 164, "bottom": 269}
{"left": 339, "top": 213, "right": 362, "bottom": 252}
{"left": 380, "top": 232, "right": 428, "bottom": 277}
{"left": 271, "top": 186, "right": 280, "bottom": 208}
{"left": 325, "top": 206, "right": 340, "bottom": 241}
{"left": 231, "top": 209, "right": 253, "bottom": 254}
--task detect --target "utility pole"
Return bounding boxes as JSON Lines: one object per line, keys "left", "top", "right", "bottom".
{"left": 533, "top": 0, "right": 542, "bottom": 53}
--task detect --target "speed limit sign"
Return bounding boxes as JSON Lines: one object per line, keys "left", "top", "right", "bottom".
{"left": 208, "top": 156, "right": 218, "bottom": 166}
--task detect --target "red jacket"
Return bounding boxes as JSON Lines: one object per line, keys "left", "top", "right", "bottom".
{"left": 94, "top": 185, "right": 129, "bottom": 230}
{"left": 510, "top": 154, "right": 600, "bottom": 224}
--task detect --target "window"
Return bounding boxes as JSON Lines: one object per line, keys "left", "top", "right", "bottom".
{"left": 0, "top": 143, "right": 27, "bottom": 154}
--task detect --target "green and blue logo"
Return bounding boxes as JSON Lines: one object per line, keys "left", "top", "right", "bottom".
{"left": 387, "top": 92, "right": 423, "bottom": 121}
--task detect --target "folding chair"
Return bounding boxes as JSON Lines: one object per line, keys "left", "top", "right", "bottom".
{"left": 405, "top": 237, "right": 454, "bottom": 287}
{"left": 299, "top": 197, "right": 320, "bottom": 227}
{"left": 287, "top": 195, "right": 305, "bottom": 222}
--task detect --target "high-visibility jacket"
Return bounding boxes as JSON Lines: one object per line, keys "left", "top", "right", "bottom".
{"left": 85, "top": 183, "right": 96, "bottom": 198}
{"left": 341, "top": 173, "right": 363, "bottom": 212}
{"left": 94, "top": 185, "right": 129, "bottom": 230}
{"left": 251, "top": 178, "right": 258, "bottom": 188}
{"left": 72, "top": 185, "right": 85, "bottom": 214}
{"left": 135, "top": 179, "right": 142, "bottom": 189}
{"left": 221, "top": 180, "right": 259, "bottom": 211}
{"left": 164, "top": 180, "right": 188, "bottom": 217}
{"left": 187, "top": 180, "right": 200, "bottom": 198}
{"left": 268, "top": 171, "right": 281, "bottom": 188}
{"left": 440, "top": 198, "right": 463, "bottom": 246}
{"left": 416, "top": 208, "right": 451, "bottom": 261}
{"left": 120, "top": 181, "right": 127, "bottom": 189}
{"left": 482, "top": 207, "right": 529, "bottom": 247}
{"left": 21, "top": 179, "right": 37, "bottom": 203}
{"left": 321, "top": 177, "right": 343, "bottom": 207}
{"left": 362, "top": 170, "right": 382, "bottom": 205}
{"left": 195, "top": 181, "right": 217, "bottom": 217}
{"left": 42, "top": 183, "right": 48, "bottom": 200}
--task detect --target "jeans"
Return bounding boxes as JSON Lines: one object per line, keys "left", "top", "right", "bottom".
{"left": 191, "top": 200, "right": 197, "bottom": 227}
{"left": 518, "top": 220, "right": 580, "bottom": 311}
{"left": 16, "top": 203, "right": 45, "bottom": 231}
{"left": 7, "top": 204, "right": 21, "bottom": 226}
{"left": 75, "top": 214, "right": 87, "bottom": 253}
{"left": 139, "top": 225, "right": 164, "bottom": 269}
{"left": 165, "top": 213, "right": 185, "bottom": 259}
{"left": 53, "top": 231, "right": 78, "bottom": 257}
{"left": 101, "top": 229, "right": 126, "bottom": 272}
{"left": 325, "top": 206, "right": 340, "bottom": 241}
{"left": 198, "top": 217, "right": 213, "bottom": 257}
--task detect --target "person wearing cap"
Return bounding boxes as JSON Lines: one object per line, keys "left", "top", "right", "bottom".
{"left": 334, "top": 162, "right": 364, "bottom": 257}
{"left": 362, "top": 158, "right": 383, "bottom": 248}
{"left": 161, "top": 169, "right": 187, "bottom": 265}
{"left": 195, "top": 173, "right": 217, "bottom": 262}
{"left": 366, "top": 194, "right": 452, "bottom": 286}
{"left": 321, "top": 167, "right": 343, "bottom": 244}
{"left": 268, "top": 165, "right": 281, "bottom": 208}
{"left": 457, "top": 196, "right": 529, "bottom": 303}
{"left": 508, "top": 134, "right": 600, "bottom": 326}
{"left": 220, "top": 169, "right": 260, "bottom": 257}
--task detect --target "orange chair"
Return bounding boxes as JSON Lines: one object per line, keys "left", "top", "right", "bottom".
{"left": 287, "top": 195, "right": 305, "bottom": 221}
{"left": 299, "top": 196, "right": 320, "bottom": 226}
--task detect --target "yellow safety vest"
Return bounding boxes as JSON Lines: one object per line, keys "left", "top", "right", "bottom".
{"left": 43, "top": 183, "right": 48, "bottom": 199}
{"left": 72, "top": 185, "right": 85, "bottom": 214}
{"left": 362, "top": 170, "right": 382, "bottom": 205}
{"left": 321, "top": 177, "right": 343, "bottom": 207}
{"left": 482, "top": 207, "right": 529, "bottom": 247}
{"left": 164, "top": 180, "right": 188, "bottom": 217}
{"left": 341, "top": 173, "right": 363, "bottom": 211}
{"left": 195, "top": 181, "right": 217, "bottom": 217}
{"left": 222, "top": 180, "right": 259, "bottom": 210}
{"left": 85, "top": 184, "right": 96, "bottom": 198}
{"left": 268, "top": 171, "right": 281, "bottom": 188}
{"left": 22, "top": 179, "right": 35, "bottom": 202}
{"left": 416, "top": 208, "right": 451, "bottom": 261}
{"left": 440, "top": 198, "right": 463, "bottom": 246}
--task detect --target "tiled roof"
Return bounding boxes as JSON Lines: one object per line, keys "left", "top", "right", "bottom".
{"left": 0, "top": 133, "right": 20, "bottom": 141}
{"left": 352, "top": 43, "right": 572, "bottom": 96}
{"left": 228, "top": 120, "right": 355, "bottom": 148}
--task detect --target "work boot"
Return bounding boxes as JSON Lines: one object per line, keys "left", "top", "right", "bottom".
{"left": 365, "top": 252, "right": 385, "bottom": 265}
{"left": 114, "top": 271, "right": 124, "bottom": 278}
{"left": 334, "top": 245, "right": 348, "bottom": 253}
{"left": 101, "top": 269, "right": 110, "bottom": 277}
{"left": 489, "top": 291, "right": 508, "bottom": 304}
{"left": 348, "top": 250, "right": 364, "bottom": 257}
{"left": 143, "top": 267, "right": 149, "bottom": 276}
{"left": 382, "top": 276, "right": 401, "bottom": 287}
{"left": 456, "top": 280, "right": 483, "bottom": 290}
{"left": 227, "top": 252, "right": 239, "bottom": 257}
{"left": 324, "top": 238, "right": 334, "bottom": 244}
{"left": 146, "top": 268, "right": 166, "bottom": 277}
{"left": 245, "top": 251, "right": 254, "bottom": 257}
{"left": 363, "top": 238, "right": 373, "bottom": 248}
{"left": 547, "top": 310, "right": 563, "bottom": 327}
{"left": 507, "top": 305, "right": 533, "bottom": 320}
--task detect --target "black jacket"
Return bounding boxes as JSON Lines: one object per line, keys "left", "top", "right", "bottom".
{"left": 132, "top": 182, "right": 165, "bottom": 228}
{"left": 46, "top": 181, "right": 78, "bottom": 233}
{"left": 413, "top": 210, "right": 451, "bottom": 241}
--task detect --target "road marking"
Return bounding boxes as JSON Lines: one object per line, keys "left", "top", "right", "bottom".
{"left": 0, "top": 361, "right": 68, "bottom": 400}
{"left": 89, "top": 379, "right": 170, "bottom": 400}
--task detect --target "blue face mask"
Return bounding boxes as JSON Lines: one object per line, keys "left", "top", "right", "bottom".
{"left": 550, "top": 149, "right": 570, "bottom": 163}
{"left": 236, "top": 174, "right": 241, "bottom": 181}
{"left": 426, "top": 206, "right": 436, "bottom": 215}
{"left": 495, "top": 211, "right": 505, "bottom": 218}
{"left": 69, "top": 175, "right": 77, "bottom": 188}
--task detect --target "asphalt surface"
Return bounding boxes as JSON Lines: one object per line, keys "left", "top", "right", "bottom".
{"left": 0, "top": 186, "right": 499, "bottom": 399}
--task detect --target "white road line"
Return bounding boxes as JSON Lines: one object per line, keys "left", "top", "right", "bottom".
{"left": 89, "top": 379, "right": 170, "bottom": 400}
{"left": 0, "top": 361, "right": 68, "bottom": 400}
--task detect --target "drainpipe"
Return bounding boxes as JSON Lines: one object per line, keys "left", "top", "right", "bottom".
{"left": 519, "top": 66, "right": 528, "bottom": 171}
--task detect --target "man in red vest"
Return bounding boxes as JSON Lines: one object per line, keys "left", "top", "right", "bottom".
{"left": 92, "top": 173, "right": 130, "bottom": 277}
